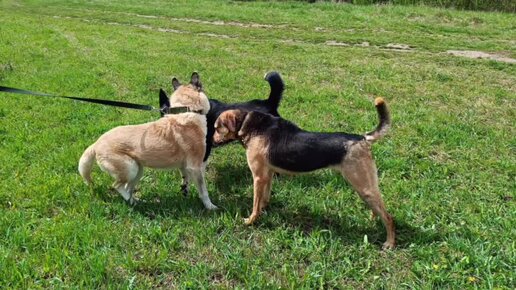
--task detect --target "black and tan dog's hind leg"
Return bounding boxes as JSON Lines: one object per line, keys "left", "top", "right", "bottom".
{"left": 340, "top": 97, "right": 395, "bottom": 250}
{"left": 244, "top": 138, "right": 274, "bottom": 225}
{"left": 340, "top": 141, "right": 395, "bottom": 250}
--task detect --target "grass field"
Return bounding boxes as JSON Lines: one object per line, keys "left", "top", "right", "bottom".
{"left": 345, "top": 0, "right": 516, "bottom": 13}
{"left": 0, "top": 0, "right": 515, "bottom": 288}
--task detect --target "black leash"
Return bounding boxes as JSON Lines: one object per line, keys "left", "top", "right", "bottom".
{"left": 0, "top": 86, "right": 200, "bottom": 115}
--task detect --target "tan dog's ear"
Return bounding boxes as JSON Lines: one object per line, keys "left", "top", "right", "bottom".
{"left": 172, "top": 77, "right": 181, "bottom": 91}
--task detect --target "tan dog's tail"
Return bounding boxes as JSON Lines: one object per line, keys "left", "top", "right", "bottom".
{"left": 365, "top": 97, "right": 390, "bottom": 143}
{"left": 78, "top": 145, "right": 96, "bottom": 185}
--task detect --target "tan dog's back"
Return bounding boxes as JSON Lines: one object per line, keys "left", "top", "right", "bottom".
{"left": 92, "top": 113, "right": 206, "bottom": 168}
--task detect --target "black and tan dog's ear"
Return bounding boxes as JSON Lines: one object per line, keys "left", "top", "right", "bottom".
{"left": 159, "top": 88, "right": 170, "bottom": 117}
{"left": 226, "top": 112, "right": 237, "bottom": 132}
{"left": 172, "top": 77, "right": 181, "bottom": 91}
{"left": 190, "top": 72, "right": 203, "bottom": 91}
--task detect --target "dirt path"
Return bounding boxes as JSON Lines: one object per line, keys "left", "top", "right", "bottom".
{"left": 446, "top": 50, "right": 516, "bottom": 64}
{"left": 52, "top": 14, "right": 515, "bottom": 64}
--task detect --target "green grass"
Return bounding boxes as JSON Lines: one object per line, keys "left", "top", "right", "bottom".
{"left": 345, "top": 0, "right": 516, "bottom": 13}
{"left": 0, "top": 0, "right": 515, "bottom": 288}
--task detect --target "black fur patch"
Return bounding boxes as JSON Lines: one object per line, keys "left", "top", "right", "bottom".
{"left": 241, "top": 112, "right": 365, "bottom": 172}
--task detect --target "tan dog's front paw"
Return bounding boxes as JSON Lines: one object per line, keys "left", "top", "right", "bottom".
{"left": 205, "top": 203, "right": 218, "bottom": 210}
{"left": 244, "top": 215, "right": 257, "bottom": 225}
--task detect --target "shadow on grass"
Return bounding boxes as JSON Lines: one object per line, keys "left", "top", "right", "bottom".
{"left": 126, "top": 162, "right": 253, "bottom": 220}
{"left": 262, "top": 201, "right": 441, "bottom": 249}
{"left": 91, "top": 179, "right": 219, "bottom": 220}
{"left": 131, "top": 194, "right": 216, "bottom": 220}
{"left": 211, "top": 161, "right": 253, "bottom": 195}
{"left": 208, "top": 161, "right": 440, "bottom": 249}
{"left": 95, "top": 161, "right": 440, "bottom": 249}
{"left": 91, "top": 185, "right": 119, "bottom": 203}
{"left": 210, "top": 161, "right": 340, "bottom": 201}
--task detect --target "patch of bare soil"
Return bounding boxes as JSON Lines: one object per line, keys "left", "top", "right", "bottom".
{"left": 447, "top": 50, "right": 516, "bottom": 64}
{"left": 325, "top": 40, "right": 350, "bottom": 47}
{"left": 169, "top": 17, "right": 280, "bottom": 29}
{"left": 382, "top": 43, "right": 412, "bottom": 51}
{"left": 54, "top": 16, "right": 233, "bottom": 39}
{"left": 133, "top": 13, "right": 286, "bottom": 29}
{"left": 325, "top": 40, "right": 414, "bottom": 52}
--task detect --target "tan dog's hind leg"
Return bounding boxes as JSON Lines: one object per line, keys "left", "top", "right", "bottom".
{"left": 341, "top": 146, "right": 395, "bottom": 250}
{"left": 127, "top": 164, "right": 144, "bottom": 193}
{"left": 113, "top": 182, "right": 135, "bottom": 205}
{"left": 98, "top": 155, "right": 141, "bottom": 205}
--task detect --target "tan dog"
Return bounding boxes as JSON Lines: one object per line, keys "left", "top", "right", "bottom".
{"left": 78, "top": 72, "right": 217, "bottom": 209}
{"left": 213, "top": 98, "right": 395, "bottom": 249}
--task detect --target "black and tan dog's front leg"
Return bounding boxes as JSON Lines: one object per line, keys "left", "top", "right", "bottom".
{"left": 244, "top": 171, "right": 273, "bottom": 225}
{"left": 244, "top": 150, "right": 273, "bottom": 225}
{"left": 260, "top": 171, "right": 273, "bottom": 211}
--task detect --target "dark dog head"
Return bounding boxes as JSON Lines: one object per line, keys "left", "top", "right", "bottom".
{"left": 213, "top": 109, "right": 248, "bottom": 144}
{"left": 159, "top": 88, "right": 169, "bottom": 117}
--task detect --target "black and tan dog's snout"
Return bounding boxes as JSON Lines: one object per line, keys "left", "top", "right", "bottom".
{"left": 213, "top": 133, "right": 225, "bottom": 145}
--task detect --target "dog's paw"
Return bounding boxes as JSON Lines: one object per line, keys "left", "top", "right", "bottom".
{"left": 128, "top": 197, "right": 139, "bottom": 206}
{"left": 382, "top": 241, "right": 395, "bottom": 251}
{"left": 205, "top": 203, "right": 218, "bottom": 210}
{"left": 243, "top": 216, "right": 257, "bottom": 225}
{"left": 180, "top": 185, "right": 189, "bottom": 196}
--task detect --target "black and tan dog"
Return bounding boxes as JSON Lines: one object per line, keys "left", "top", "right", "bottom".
{"left": 160, "top": 72, "right": 285, "bottom": 194}
{"left": 213, "top": 98, "right": 395, "bottom": 249}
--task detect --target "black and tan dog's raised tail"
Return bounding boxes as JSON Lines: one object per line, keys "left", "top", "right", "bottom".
{"left": 365, "top": 97, "right": 390, "bottom": 142}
